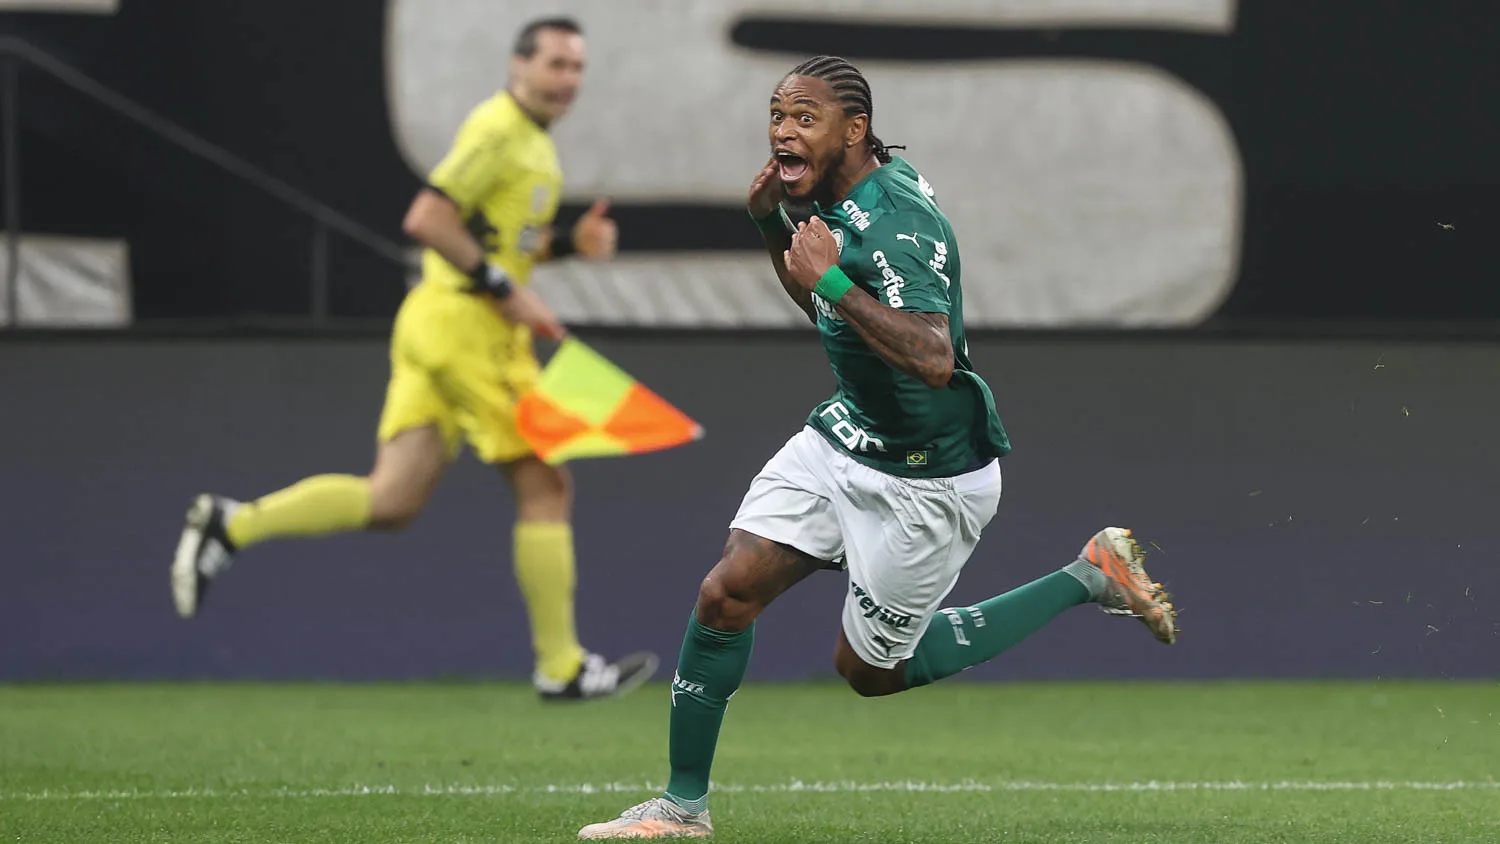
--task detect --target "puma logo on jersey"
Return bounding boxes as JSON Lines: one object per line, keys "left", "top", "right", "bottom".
{"left": 895, "top": 232, "right": 920, "bottom": 247}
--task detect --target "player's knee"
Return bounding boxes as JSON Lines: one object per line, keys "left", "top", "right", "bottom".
{"left": 835, "top": 638, "right": 905, "bottom": 697}
{"left": 694, "top": 572, "right": 761, "bottom": 632}
{"left": 840, "top": 662, "right": 904, "bottom": 698}
{"left": 845, "top": 673, "right": 888, "bottom": 698}
{"left": 367, "top": 481, "right": 425, "bottom": 531}
{"left": 367, "top": 427, "right": 446, "bottom": 530}
{"left": 517, "top": 477, "right": 572, "bottom": 522}
{"left": 369, "top": 506, "right": 422, "bottom": 532}
{"left": 508, "top": 460, "right": 573, "bottom": 522}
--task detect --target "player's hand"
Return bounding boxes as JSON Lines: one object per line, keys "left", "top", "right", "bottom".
{"left": 571, "top": 198, "right": 617, "bottom": 261}
{"left": 495, "top": 285, "right": 567, "bottom": 341}
{"left": 783, "top": 216, "right": 840, "bottom": 291}
{"left": 747, "top": 157, "right": 785, "bottom": 220}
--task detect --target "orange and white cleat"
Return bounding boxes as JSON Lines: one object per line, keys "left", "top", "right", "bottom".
{"left": 578, "top": 798, "right": 713, "bottom": 839}
{"left": 1080, "top": 527, "right": 1178, "bottom": 645}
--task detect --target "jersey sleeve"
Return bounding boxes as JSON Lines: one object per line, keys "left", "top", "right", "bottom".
{"left": 859, "top": 212, "right": 953, "bottom": 315}
{"left": 426, "top": 117, "right": 514, "bottom": 215}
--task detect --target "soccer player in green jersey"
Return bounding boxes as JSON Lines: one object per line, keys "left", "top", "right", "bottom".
{"left": 578, "top": 56, "right": 1179, "bottom": 839}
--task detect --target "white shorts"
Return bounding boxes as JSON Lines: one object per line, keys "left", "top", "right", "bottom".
{"left": 729, "top": 426, "right": 1002, "bottom": 669}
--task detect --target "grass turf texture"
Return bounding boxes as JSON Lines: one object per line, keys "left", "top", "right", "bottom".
{"left": 2, "top": 681, "right": 1497, "bottom": 843}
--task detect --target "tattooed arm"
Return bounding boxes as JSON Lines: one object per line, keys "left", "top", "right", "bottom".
{"left": 783, "top": 215, "right": 955, "bottom": 387}
{"left": 833, "top": 291, "right": 954, "bottom": 388}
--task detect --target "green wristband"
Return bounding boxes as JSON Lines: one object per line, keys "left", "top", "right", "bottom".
{"left": 750, "top": 206, "right": 787, "bottom": 238}
{"left": 814, "top": 265, "right": 855, "bottom": 303}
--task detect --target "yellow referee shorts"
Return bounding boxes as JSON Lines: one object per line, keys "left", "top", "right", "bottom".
{"left": 376, "top": 281, "right": 540, "bottom": 464}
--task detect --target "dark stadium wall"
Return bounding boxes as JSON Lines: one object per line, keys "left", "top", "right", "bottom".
{"left": 2, "top": 334, "right": 1496, "bottom": 681}
{"left": 1, "top": 1, "right": 1498, "bottom": 324}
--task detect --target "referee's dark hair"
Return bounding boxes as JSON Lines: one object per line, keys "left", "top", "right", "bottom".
{"left": 513, "top": 17, "right": 583, "bottom": 58}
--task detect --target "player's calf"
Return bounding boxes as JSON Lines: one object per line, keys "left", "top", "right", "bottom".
{"left": 893, "top": 529, "right": 1178, "bottom": 691}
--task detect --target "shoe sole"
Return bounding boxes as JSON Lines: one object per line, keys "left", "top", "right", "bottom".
{"left": 171, "top": 494, "right": 214, "bottom": 619}
{"left": 577, "top": 818, "right": 712, "bottom": 839}
{"left": 1088, "top": 527, "right": 1178, "bottom": 645}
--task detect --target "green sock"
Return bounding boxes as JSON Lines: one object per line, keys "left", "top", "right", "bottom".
{"left": 904, "top": 560, "right": 1104, "bottom": 688}
{"left": 663, "top": 613, "right": 755, "bottom": 814}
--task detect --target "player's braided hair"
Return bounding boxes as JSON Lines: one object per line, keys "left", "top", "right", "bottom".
{"left": 786, "top": 55, "right": 905, "bottom": 164}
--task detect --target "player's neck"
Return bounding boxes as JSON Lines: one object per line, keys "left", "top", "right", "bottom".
{"left": 820, "top": 152, "right": 882, "bottom": 206}
{"left": 506, "top": 87, "right": 552, "bottom": 129}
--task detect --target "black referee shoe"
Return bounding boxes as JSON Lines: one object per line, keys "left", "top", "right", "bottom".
{"left": 537, "top": 651, "right": 659, "bottom": 702}
{"left": 171, "top": 493, "right": 239, "bottom": 619}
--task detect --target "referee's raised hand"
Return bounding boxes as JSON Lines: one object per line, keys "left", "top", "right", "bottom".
{"left": 572, "top": 198, "right": 617, "bottom": 260}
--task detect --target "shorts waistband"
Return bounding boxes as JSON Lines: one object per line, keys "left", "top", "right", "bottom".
{"left": 800, "top": 426, "right": 1000, "bottom": 493}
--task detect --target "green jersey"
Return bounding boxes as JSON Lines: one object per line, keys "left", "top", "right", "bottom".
{"left": 801, "top": 157, "right": 1011, "bottom": 478}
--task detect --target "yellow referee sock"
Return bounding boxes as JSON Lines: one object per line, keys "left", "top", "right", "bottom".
{"left": 225, "top": 474, "right": 373, "bottom": 550}
{"left": 513, "top": 521, "right": 586, "bottom": 684}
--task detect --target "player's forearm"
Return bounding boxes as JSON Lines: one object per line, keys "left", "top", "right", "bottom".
{"left": 764, "top": 234, "right": 816, "bottom": 322}
{"left": 833, "top": 290, "right": 954, "bottom": 388}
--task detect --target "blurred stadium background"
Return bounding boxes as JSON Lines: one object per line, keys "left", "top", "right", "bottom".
{"left": 1, "top": 2, "right": 1497, "bottom": 842}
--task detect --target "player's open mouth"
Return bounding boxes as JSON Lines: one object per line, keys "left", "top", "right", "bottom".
{"left": 776, "top": 151, "right": 810, "bottom": 183}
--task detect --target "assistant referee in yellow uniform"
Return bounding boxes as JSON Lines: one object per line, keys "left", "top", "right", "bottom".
{"left": 171, "top": 16, "right": 659, "bottom": 701}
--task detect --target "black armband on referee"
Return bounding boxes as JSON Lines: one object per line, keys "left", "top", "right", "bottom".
{"left": 550, "top": 227, "right": 577, "bottom": 259}
{"left": 468, "top": 261, "right": 515, "bottom": 300}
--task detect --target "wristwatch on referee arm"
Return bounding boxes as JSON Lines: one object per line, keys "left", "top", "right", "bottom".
{"left": 468, "top": 261, "right": 515, "bottom": 300}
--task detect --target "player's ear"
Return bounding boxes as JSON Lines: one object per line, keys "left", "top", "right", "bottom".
{"left": 846, "top": 114, "right": 869, "bottom": 149}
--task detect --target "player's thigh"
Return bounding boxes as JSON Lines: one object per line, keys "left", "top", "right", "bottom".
{"left": 378, "top": 360, "right": 462, "bottom": 452}
{"left": 727, "top": 427, "right": 846, "bottom": 565}
{"left": 838, "top": 462, "right": 1003, "bottom": 670}
{"left": 379, "top": 291, "right": 464, "bottom": 460}
{"left": 702, "top": 429, "right": 846, "bottom": 629}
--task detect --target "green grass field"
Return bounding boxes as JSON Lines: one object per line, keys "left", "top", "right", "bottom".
{"left": 2, "top": 681, "right": 1496, "bottom": 843}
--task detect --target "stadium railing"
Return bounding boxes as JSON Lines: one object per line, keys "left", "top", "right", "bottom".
{"left": 0, "top": 36, "right": 413, "bottom": 330}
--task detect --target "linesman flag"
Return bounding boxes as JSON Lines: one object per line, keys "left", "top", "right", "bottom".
{"left": 516, "top": 338, "right": 704, "bottom": 465}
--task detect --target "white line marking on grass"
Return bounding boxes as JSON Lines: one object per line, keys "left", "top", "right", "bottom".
{"left": 4, "top": 780, "right": 1497, "bottom": 801}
